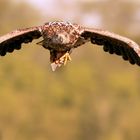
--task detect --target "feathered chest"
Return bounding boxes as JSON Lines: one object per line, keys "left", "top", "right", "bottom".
{"left": 41, "top": 22, "right": 83, "bottom": 51}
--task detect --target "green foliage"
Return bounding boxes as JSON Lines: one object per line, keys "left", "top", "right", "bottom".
{"left": 0, "top": 1, "right": 140, "bottom": 140}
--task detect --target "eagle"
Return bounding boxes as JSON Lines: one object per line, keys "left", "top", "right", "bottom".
{"left": 0, "top": 21, "right": 140, "bottom": 71}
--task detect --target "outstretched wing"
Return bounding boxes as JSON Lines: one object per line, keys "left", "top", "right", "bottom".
{"left": 81, "top": 27, "right": 140, "bottom": 66}
{"left": 0, "top": 26, "right": 42, "bottom": 56}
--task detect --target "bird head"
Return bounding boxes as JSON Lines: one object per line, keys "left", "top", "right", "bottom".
{"left": 52, "top": 32, "right": 70, "bottom": 44}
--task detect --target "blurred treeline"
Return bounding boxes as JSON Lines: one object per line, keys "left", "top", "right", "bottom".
{"left": 0, "top": 0, "right": 140, "bottom": 140}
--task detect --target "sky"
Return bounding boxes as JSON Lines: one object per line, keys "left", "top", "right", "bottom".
{"left": 13, "top": 0, "right": 140, "bottom": 28}
{"left": 18, "top": 0, "right": 140, "bottom": 14}
{"left": 22, "top": 0, "right": 103, "bottom": 26}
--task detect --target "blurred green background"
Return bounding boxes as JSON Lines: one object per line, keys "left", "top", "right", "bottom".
{"left": 0, "top": 0, "right": 140, "bottom": 140}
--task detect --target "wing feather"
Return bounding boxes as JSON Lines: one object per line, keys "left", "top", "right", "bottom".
{"left": 81, "top": 27, "right": 140, "bottom": 66}
{"left": 0, "top": 26, "right": 42, "bottom": 56}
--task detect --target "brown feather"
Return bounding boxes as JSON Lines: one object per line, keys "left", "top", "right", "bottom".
{"left": 0, "top": 21, "right": 140, "bottom": 71}
{"left": 0, "top": 27, "right": 42, "bottom": 56}
{"left": 81, "top": 27, "right": 140, "bottom": 66}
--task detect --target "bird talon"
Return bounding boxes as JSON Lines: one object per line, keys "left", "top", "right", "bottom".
{"left": 51, "top": 52, "right": 71, "bottom": 71}
{"left": 60, "top": 52, "right": 71, "bottom": 66}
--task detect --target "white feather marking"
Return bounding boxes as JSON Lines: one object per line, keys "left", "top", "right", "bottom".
{"left": 51, "top": 63, "right": 58, "bottom": 71}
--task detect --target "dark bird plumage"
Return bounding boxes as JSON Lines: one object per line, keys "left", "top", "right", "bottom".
{"left": 0, "top": 21, "right": 140, "bottom": 71}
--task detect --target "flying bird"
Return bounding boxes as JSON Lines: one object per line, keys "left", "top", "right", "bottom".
{"left": 0, "top": 21, "right": 140, "bottom": 71}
